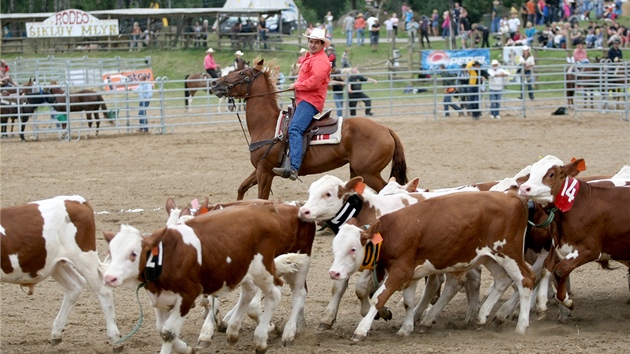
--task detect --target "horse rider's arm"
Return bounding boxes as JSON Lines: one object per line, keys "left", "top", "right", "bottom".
{"left": 293, "top": 59, "right": 331, "bottom": 91}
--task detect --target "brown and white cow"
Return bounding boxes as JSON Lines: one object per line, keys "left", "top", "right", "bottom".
{"left": 103, "top": 202, "right": 314, "bottom": 354}
{"left": 165, "top": 198, "right": 315, "bottom": 346}
{"left": 329, "top": 191, "right": 536, "bottom": 340}
{"left": 519, "top": 155, "right": 630, "bottom": 314}
{"left": 0, "top": 196, "right": 121, "bottom": 350}
{"left": 299, "top": 175, "right": 484, "bottom": 331}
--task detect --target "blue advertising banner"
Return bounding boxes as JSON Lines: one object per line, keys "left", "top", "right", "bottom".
{"left": 421, "top": 49, "right": 491, "bottom": 70}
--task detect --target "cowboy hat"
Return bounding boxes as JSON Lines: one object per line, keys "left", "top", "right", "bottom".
{"left": 357, "top": 13, "right": 364, "bottom": 18}
{"left": 303, "top": 27, "right": 332, "bottom": 47}
{"left": 522, "top": 45, "right": 530, "bottom": 51}
{"left": 491, "top": 59, "right": 500, "bottom": 66}
{"left": 493, "top": 0, "right": 500, "bottom": 4}
{"left": 234, "top": 50, "right": 244, "bottom": 56}
{"left": 299, "top": 48, "right": 307, "bottom": 53}
{"left": 206, "top": 48, "right": 214, "bottom": 53}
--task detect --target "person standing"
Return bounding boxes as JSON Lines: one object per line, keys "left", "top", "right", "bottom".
{"left": 406, "top": 16, "right": 419, "bottom": 48}
{"left": 272, "top": 28, "right": 331, "bottom": 181}
{"left": 341, "top": 48, "right": 352, "bottom": 68}
{"left": 130, "top": 21, "right": 142, "bottom": 51}
{"left": 390, "top": 13, "right": 399, "bottom": 38}
{"left": 419, "top": 16, "right": 431, "bottom": 49}
{"left": 204, "top": 48, "right": 220, "bottom": 78}
{"left": 439, "top": 64, "right": 462, "bottom": 117}
{"left": 607, "top": 39, "right": 623, "bottom": 61}
{"left": 258, "top": 15, "right": 268, "bottom": 49}
{"left": 343, "top": 13, "right": 355, "bottom": 46}
{"left": 348, "top": 68, "right": 377, "bottom": 117}
{"left": 355, "top": 13, "right": 366, "bottom": 46}
{"left": 326, "top": 46, "right": 337, "bottom": 69}
{"left": 384, "top": 16, "right": 394, "bottom": 42}
{"left": 491, "top": 0, "right": 501, "bottom": 34}
{"left": 431, "top": 9, "right": 440, "bottom": 37}
{"left": 487, "top": 60, "right": 510, "bottom": 119}
{"left": 370, "top": 18, "right": 381, "bottom": 52}
{"left": 466, "top": 61, "right": 484, "bottom": 120}
{"left": 453, "top": 2, "right": 462, "bottom": 36}
{"left": 325, "top": 11, "right": 334, "bottom": 40}
{"left": 330, "top": 69, "right": 346, "bottom": 117}
{"left": 132, "top": 73, "right": 153, "bottom": 133}
{"left": 518, "top": 46, "right": 536, "bottom": 100}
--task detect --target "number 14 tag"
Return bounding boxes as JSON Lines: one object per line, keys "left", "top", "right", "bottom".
{"left": 555, "top": 177, "right": 580, "bottom": 212}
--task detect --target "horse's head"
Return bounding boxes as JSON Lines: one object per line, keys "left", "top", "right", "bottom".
{"left": 210, "top": 58, "right": 270, "bottom": 99}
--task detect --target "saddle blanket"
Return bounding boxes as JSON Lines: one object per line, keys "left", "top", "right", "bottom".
{"left": 274, "top": 111, "right": 343, "bottom": 145}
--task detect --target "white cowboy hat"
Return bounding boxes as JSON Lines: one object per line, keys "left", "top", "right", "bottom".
{"left": 303, "top": 27, "right": 332, "bottom": 47}
{"left": 234, "top": 50, "right": 244, "bottom": 56}
{"left": 206, "top": 48, "right": 214, "bottom": 53}
{"left": 522, "top": 45, "right": 530, "bottom": 51}
{"left": 299, "top": 48, "right": 307, "bottom": 53}
{"left": 491, "top": 59, "right": 500, "bottom": 66}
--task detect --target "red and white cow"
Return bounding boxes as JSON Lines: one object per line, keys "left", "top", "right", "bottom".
{"left": 165, "top": 198, "right": 315, "bottom": 346}
{"left": 329, "top": 191, "right": 536, "bottom": 340}
{"left": 0, "top": 196, "right": 121, "bottom": 350}
{"left": 298, "top": 175, "right": 482, "bottom": 331}
{"left": 103, "top": 202, "right": 313, "bottom": 354}
{"left": 519, "top": 155, "right": 630, "bottom": 314}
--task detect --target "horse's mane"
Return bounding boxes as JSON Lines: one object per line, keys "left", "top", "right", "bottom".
{"left": 252, "top": 56, "right": 279, "bottom": 93}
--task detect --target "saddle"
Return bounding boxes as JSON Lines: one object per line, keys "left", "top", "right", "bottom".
{"left": 277, "top": 99, "right": 339, "bottom": 167}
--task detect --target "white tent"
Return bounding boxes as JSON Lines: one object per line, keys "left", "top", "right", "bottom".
{"left": 222, "top": 0, "right": 299, "bottom": 22}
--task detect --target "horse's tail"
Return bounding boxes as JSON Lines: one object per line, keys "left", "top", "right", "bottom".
{"left": 565, "top": 71, "right": 575, "bottom": 106}
{"left": 184, "top": 74, "right": 191, "bottom": 107}
{"left": 388, "top": 128, "right": 408, "bottom": 185}
{"left": 98, "top": 95, "right": 109, "bottom": 119}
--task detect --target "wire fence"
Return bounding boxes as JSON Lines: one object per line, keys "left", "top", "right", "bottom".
{"left": 1, "top": 62, "right": 628, "bottom": 142}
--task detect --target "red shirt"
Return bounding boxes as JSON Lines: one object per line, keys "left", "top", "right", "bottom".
{"left": 293, "top": 49, "right": 331, "bottom": 112}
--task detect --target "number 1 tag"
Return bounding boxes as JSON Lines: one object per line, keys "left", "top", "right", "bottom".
{"left": 555, "top": 177, "right": 580, "bottom": 212}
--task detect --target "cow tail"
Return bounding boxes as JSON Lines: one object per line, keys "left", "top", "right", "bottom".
{"left": 184, "top": 74, "right": 190, "bottom": 105}
{"left": 388, "top": 128, "right": 408, "bottom": 185}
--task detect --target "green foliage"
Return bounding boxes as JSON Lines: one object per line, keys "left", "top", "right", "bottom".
{"left": 300, "top": 0, "right": 349, "bottom": 24}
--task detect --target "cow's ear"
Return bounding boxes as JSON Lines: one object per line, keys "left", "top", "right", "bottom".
{"left": 103, "top": 231, "right": 116, "bottom": 244}
{"left": 202, "top": 197, "right": 209, "bottom": 209}
{"left": 515, "top": 174, "right": 530, "bottom": 186}
{"left": 142, "top": 228, "right": 168, "bottom": 250}
{"left": 166, "top": 198, "right": 177, "bottom": 215}
{"left": 361, "top": 220, "right": 381, "bottom": 246}
{"left": 180, "top": 208, "right": 192, "bottom": 216}
{"left": 405, "top": 177, "right": 420, "bottom": 192}
{"left": 565, "top": 158, "right": 586, "bottom": 177}
{"left": 344, "top": 176, "right": 365, "bottom": 194}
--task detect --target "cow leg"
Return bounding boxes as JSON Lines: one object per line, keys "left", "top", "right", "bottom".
{"left": 355, "top": 270, "right": 374, "bottom": 316}
{"left": 319, "top": 278, "right": 349, "bottom": 330}
{"left": 477, "top": 261, "right": 513, "bottom": 326}
{"left": 553, "top": 248, "right": 597, "bottom": 311}
{"left": 157, "top": 298, "right": 193, "bottom": 354}
{"left": 412, "top": 273, "right": 444, "bottom": 324}
{"left": 396, "top": 279, "right": 419, "bottom": 337}
{"left": 237, "top": 170, "right": 258, "bottom": 200}
{"left": 252, "top": 280, "right": 282, "bottom": 354}
{"left": 499, "top": 258, "right": 535, "bottom": 334}
{"left": 197, "top": 297, "right": 220, "bottom": 349}
{"left": 418, "top": 273, "right": 465, "bottom": 332}
{"left": 226, "top": 277, "right": 257, "bottom": 345}
{"left": 81, "top": 258, "right": 122, "bottom": 347}
{"left": 220, "top": 289, "right": 264, "bottom": 332}
{"left": 280, "top": 257, "right": 311, "bottom": 346}
{"left": 50, "top": 262, "right": 87, "bottom": 345}
{"left": 464, "top": 267, "right": 482, "bottom": 324}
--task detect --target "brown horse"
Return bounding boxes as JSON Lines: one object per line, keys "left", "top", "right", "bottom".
{"left": 184, "top": 65, "right": 237, "bottom": 113}
{"left": 49, "top": 83, "right": 112, "bottom": 136}
{"left": 0, "top": 95, "right": 36, "bottom": 141}
{"left": 210, "top": 58, "right": 408, "bottom": 200}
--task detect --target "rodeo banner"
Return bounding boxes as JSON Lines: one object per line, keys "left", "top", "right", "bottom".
{"left": 421, "top": 49, "right": 491, "bottom": 70}
{"left": 26, "top": 9, "right": 118, "bottom": 38}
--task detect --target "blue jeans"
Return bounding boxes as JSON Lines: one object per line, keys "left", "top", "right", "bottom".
{"left": 289, "top": 101, "right": 318, "bottom": 171}
{"left": 489, "top": 90, "right": 502, "bottom": 117}
{"left": 346, "top": 30, "right": 353, "bottom": 46}
{"left": 139, "top": 100, "right": 150, "bottom": 131}
{"left": 356, "top": 28, "right": 365, "bottom": 45}
{"left": 334, "top": 93, "right": 344, "bottom": 117}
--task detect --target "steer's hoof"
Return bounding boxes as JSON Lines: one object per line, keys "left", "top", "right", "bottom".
{"left": 226, "top": 334, "right": 239, "bottom": 345}
{"left": 378, "top": 307, "right": 393, "bottom": 321}
{"left": 51, "top": 338, "right": 62, "bottom": 346}
{"left": 112, "top": 344, "right": 124, "bottom": 353}
{"left": 536, "top": 310, "right": 548, "bottom": 321}
{"left": 317, "top": 322, "right": 333, "bottom": 331}
{"left": 218, "top": 322, "right": 228, "bottom": 333}
{"left": 255, "top": 348, "right": 267, "bottom": 354}
{"left": 282, "top": 339, "right": 294, "bottom": 347}
{"left": 351, "top": 333, "right": 366, "bottom": 342}
{"left": 417, "top": 325, "right": 431, "bottom": 334}
{"left": 197, "top": 340, "right": 211, "bottom": 349}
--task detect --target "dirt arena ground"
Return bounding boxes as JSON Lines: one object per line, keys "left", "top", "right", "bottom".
{"left": 2, "top": 111, "right": 630, "bottom": 354}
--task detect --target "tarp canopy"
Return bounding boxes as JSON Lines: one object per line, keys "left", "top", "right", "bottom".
{"left": 223, "top": 0, "right": 299, "bottom": 21}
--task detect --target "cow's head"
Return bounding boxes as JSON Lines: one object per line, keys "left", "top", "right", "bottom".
{"left": 378, "top": 177, "right": 420, "bottom": 196}
{"left": 519, "top": 156, "right": 586, "bottom": 205}
{"left": 299, "top": 175, "right": 366, "bottom": 221}
{"left": 329, "top": 221, "right": 372, "bottom": 280}
{"left": 102, "top": 225, "right": 165, "bottom": 288}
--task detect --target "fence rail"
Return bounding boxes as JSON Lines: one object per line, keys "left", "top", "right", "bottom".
{"left": 1, "top": 63, "right": 628, "bottom": 142}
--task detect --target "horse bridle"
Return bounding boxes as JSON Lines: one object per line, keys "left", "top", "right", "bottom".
{"left": 212, "top": 67, "right": 292, "bottom": 100}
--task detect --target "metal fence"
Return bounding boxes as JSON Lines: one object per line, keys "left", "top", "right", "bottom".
{"left": 1, "top": 62, "right": 628, "bottom": 142}
{"left": 4, "top": 56, "right": 152, "bottom": 86}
